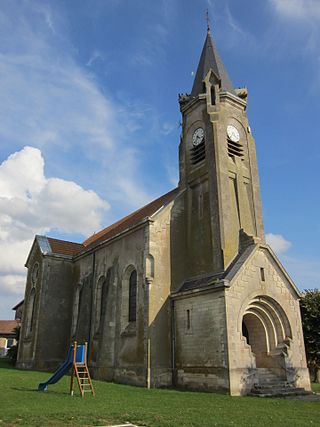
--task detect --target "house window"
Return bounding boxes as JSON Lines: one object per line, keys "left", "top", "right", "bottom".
{"left": 6, "top": 339, "right": 14, "bottom": 348}
{"left": 128, "top": 270, "right": 137, "bottom": 322}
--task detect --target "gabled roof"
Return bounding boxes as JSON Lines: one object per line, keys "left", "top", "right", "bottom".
{"left": 83, "top": 188, "right": 178, "bottom": 248}
{"left": 25, "top": 235, "right": 84, "bottom": 265}
{"left": 224, "top": 244, "right": 301, "bottom": 297}
{"left": 12, "top": 300, "right": 24, "bottom": 311}
{"left": 0, "top": 320, "right": 19, "bottom": 335}
{"left": 174, "top": 244, "right": 300, "bottom": 298}
{"left": 191, "top": 30, "right": 234, "bottom": 97}
{"left": 47, "top": 237, "right": 84, "bottom": 256}
{"left": 26, "top": 188, "right": 178, "bottom": 261}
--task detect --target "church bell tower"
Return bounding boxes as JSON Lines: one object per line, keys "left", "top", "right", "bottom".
{"left": 171, "top": 28, "right": 265, "bottom": 290}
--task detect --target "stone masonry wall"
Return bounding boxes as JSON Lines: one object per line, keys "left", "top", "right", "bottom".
{"left": 225, "top": 245, "right": 311, "bottom": 395}
{"left": 174, "top": 289, "right": 229, "bottom": 392}
{"left": 148, "top": 202, "right": 174, "bottom": 387}
{"left": 73, "top": 224, "right": 148, "bottom": 387}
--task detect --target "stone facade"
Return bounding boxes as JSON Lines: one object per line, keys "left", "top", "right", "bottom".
{"left": 17, "top": 29, "right": 310, "bottom": 395}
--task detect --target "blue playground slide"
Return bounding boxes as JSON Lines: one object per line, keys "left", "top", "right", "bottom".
{"left": 38, "top": 344, "right": 85, "bottom": 391}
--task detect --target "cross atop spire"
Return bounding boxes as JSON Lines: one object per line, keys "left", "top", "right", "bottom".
{"left": 205, "top": 9, "right": 211, "bottom": 32}
{"left": 191, "top": 29, "right": 234, "bottom": 97}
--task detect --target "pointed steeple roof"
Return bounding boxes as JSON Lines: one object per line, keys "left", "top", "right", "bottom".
{"left": 191, "top": 30, "right": 234, "bottom": 97}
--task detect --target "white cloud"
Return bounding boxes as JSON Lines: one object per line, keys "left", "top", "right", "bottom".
{"left": 0, "top": 146, "right": 109, "bottom": 311}
{"left": 266, "top": 233, "right": 292, "bottom": 254}
{"left": 270, "top": 0, "right": 320, "bottom": 20}
{"left": 0, "top": 275, "right": 26, "bottom": 297}
{"left": 0, "top": 1, "right": 172, "bottom": 318}
{"left": 0, "top": 1, "right": 153, "bottom": 212}
{"left": 0, "top": 146, "right": 109, "bottom": 235}
{"left": 268, "top": 0, "right": 320, "bottom": 91}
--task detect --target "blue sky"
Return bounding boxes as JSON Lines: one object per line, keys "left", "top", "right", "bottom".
{"left": 0, "top": 0, "right": 319, "bottom": 318}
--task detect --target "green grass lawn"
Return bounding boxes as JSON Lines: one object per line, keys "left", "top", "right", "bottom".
{"left": 0, "top": 359, "right": 319, "bottom": 427}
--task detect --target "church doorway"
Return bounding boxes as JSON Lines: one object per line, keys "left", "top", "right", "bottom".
{"left": 241, "top": 296, "right": 292, "bottom": 378}
{"left": 242, "top": 313, "right": 269, "bottom": 367}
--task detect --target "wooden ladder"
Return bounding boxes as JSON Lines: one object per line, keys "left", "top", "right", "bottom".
{"left": 70, "top": 342, "right": 95, "bottom": 397}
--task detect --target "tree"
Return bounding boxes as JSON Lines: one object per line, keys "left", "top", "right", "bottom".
{"left": 300, "top": 289, "right": 320, "bottom": 382}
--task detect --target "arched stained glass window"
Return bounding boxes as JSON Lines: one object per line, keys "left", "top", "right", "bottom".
{"left": 128, "top": 270, "right": 137, "bottom": 322}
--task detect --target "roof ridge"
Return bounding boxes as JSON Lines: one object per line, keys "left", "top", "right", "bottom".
{"left": 83, "top": 188, "right": 178, "bottom": 248}
{"left": 46, "top": 236, "right": 84, "bottom": 246}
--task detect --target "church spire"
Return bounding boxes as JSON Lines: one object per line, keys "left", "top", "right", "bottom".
{"left": 191, "top": 28, "right": 234, "bottom": 97}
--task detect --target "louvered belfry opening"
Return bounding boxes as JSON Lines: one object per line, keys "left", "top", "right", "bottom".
{"left": 227, "top": 138, "right": 244, "bottom": 158}
{"left": 190, "top": 141, "right": 206, "bottom": 165}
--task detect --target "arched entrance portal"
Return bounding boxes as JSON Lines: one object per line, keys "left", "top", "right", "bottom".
{"left": 242, "top": 296, "right": 292, "bottom": 379}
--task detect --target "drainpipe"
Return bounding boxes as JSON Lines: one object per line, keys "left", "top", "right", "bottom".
{"left": 171, "top": 298, "right": 176, "bottom": 387}
{"left": 88, "top": 251, "right": 96, "bottom": 358}
{"left": 145, "top": 277, "right": 152, "bottom": 389}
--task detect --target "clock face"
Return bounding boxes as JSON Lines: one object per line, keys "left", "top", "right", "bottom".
{"left": 227, "top": 125, "right": 240, "bottom": 143}
{"left": 192, "top": 127, "right": 205, "bottom": 147}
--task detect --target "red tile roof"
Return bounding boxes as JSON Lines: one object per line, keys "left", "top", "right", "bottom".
{"left": 47, "top": 238, "right": 84, "bottom": 256}
{"left": 0, "top": 320, "right": 19, "bottom": 335}
{"left": 83, "top": 188, "right": 178, "bottom": 248}
{"left": 44, "top": 188, "right": 178, "bottom": 256}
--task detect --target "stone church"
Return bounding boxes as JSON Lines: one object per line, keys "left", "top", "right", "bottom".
{"left": 17, "top": 29, "right": 311, "bottom": 396}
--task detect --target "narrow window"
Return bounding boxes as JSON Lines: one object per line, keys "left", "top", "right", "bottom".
{"left": 186, "top": 309, "right": 191, "bottom": 330}
{"left": 95, "top": 276, "right": 105, "bottom": 334}
{"left": 71, "top": 284, "right": 83, "bottom": 337}
{"left": 210, "top": 85, "right": 216, "bottom": 105}
{"left": 198, "top": 192, "right": 203, "bottom": 219}
{"left": 26, "top": 288, "right": 36, "bottom": 336}
{"left": 99, "top": 268, "right": 111, "bottom": 332}
{"left": 260, "top": 267, "right": 265, "bottom": 282}
{"left": 128, "top": 270, "right": 137, "bottom": 322}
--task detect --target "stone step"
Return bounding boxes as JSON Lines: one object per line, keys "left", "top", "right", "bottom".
{"left": 258, "top": 375, "right": 284, "bottom": 381}
{"left": 256, "top": 382, "right": 291, "bottom": 388}
{"left": 258, "top": 373, "right": 280, "bottom": 377}
{"left": 253, "top": 384, "right": 298, "bottom": 391}
{"left": 258, "top": 379, "right": 287, "bottom": 385}
{"left": 250, "top": 387, "right": 313, "bottom": 398}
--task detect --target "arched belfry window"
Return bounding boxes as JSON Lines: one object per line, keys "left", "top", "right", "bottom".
{"left": 128, "top": 270, "right": 137, "bottom": 322}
